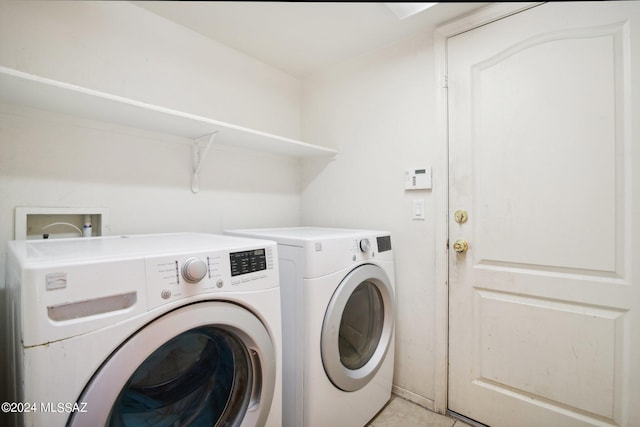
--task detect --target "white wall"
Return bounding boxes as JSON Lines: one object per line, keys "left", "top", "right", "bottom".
{"left": 301, "top": 32, "right": 440, "bottom": 406}
{"left": 0, "top": 1, "right": 303, "bottom": 403}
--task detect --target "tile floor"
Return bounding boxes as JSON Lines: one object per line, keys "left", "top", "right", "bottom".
{"left": 367, "top": 395, "right": 474, "bottom": 427}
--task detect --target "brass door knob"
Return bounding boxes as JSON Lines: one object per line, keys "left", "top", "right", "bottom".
{"left": 453, "top": 239, "right": 469, "bottom": 254}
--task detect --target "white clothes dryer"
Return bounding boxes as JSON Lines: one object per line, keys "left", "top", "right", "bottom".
{"left": 5, "top": 233, "right": 282, "bottom": 427}
{"left": 226, "top": 227, "right": 395, "bottom": 427}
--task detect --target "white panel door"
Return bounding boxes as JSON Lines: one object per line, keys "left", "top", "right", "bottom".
{"left": 448, "top": 2, "right": 640, "bottom": 426}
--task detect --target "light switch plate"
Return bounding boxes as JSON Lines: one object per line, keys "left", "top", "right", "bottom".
{"left": 413, "top": 199, "right": 425, "bottom": 220}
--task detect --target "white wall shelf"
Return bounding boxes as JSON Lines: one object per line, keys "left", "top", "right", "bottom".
{"left": 0, "top": 66, "right": 337, "bottom": 192}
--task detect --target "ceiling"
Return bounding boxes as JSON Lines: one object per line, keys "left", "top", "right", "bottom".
{"left": 132, "top": 2, "right": 488, "bottom": 78}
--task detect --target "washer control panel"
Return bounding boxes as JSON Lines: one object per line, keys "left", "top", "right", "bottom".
{"left": 145, "top": 245, "right": 276, "bottom": 309}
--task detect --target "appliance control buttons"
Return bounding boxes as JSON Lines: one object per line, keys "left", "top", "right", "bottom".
{"left": 182, "top": 257, "right": 208, "bottom": 283}
{"left": 161, "top": 289, "right": 172, "bottom": 299}
{"left": 216, "top": 279, "right": 224, "bottom": 288}
{"left": 359, "top": 238, "right": 371, "bottom": 252}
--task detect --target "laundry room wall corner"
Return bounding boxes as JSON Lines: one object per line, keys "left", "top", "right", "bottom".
{"left": 301, "top": 30, "right": 440, "bottom": 407}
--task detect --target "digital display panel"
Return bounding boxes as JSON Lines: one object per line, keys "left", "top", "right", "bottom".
{"left": 230, "top": 249, "right": 267, "bottom": 277}
{"left": 376, "top": 236, "right": 392, "bottom": 253}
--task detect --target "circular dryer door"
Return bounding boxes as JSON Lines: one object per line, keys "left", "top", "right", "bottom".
{"left": 321, "top": 263, "right": 394, "bottom": 392}
{"left": 69, "top": 302, "right": 275, "bottom": 427}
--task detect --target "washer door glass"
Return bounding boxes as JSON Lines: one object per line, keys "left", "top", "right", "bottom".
{"left": 321, "top": 264, "right": 394, "bottom": 392}
{"left": 108, "top": 327, "right": 250, "bottom": 427}
{"left": 70, "top": 302, "right": 276, "bottom": 427}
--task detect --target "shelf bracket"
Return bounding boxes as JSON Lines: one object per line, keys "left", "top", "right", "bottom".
{"left": 191, "top": 132, "right": 218, "bottom": 193}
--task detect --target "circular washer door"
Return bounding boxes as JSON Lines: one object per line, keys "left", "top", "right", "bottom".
{"left": 321, "top": 264, "right": 394, "bottom": 392}
{"left": 69, "top": 301, "right": 276, "bottom": 427}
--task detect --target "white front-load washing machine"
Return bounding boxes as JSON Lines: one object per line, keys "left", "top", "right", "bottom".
{"left": 226, "top": 227, "right": 395, "bottom": 427}
{"left": 5, "top": 233, "right": 282, "bottom": 427}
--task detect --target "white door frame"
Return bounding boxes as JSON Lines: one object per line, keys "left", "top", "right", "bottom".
{"left": 432, "top": 2, "right": 543, "bottom": 414}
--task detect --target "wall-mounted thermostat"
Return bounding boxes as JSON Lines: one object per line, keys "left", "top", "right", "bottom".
{"left": 404, "top": 167, "right": 432, "bottom": 190}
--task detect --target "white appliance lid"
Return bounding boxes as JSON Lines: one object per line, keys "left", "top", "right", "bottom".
{"left": 9, "top": 233, "right": 274, "bottom": 264}
{"left": 227, "top": 227, "right": 388, "bottom": 246}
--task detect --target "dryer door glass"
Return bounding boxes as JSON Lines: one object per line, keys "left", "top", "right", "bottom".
{"left": 107, "top": 327, "right": 251, "bottom": 427}
{"left": 339, "top": 281, "right": 384, "bottom": 370}
{"left": 321, "top": 264, "right": 395, "bottom": 392}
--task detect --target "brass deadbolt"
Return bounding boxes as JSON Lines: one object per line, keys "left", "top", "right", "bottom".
{"left": 454, "top": 209, "right": 468, "bottom": 224}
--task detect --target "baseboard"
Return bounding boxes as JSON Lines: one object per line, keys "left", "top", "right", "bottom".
{"left": 391, "top": 385, "right": 436, "bottom": 413}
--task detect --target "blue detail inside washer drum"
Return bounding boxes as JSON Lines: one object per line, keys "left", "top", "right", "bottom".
{"left": 108, "top": 327, "right": 252, "bottom": 427}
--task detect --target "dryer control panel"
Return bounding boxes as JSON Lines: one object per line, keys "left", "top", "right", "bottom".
{"left": 145, "top": 245, "right": 277, "bottom": 310}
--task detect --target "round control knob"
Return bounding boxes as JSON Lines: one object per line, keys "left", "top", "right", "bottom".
{"left": 182, "top": 257, "right": 208, "bottom": 283}
{"left": 359, "top": 238, "right": 371, "bottom": 253}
